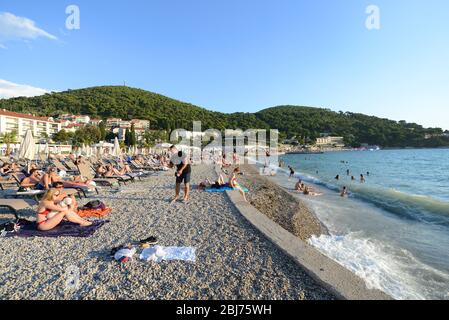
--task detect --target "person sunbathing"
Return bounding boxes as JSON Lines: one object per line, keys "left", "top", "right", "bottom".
{"left": 40, "top": 166, "right": 94, "bottom": 191}
{"left": 103, "top": 164, "right": 129, "bottom": 177}
{"left": 198, "top": 174, "right": 226, "bottom": 191}
{"left": 229, "top": 168, "right": 247, "bottom": 202}
{"left": 95, "top": 165, "right": 108, "bottom": 178}
{"left": 36, "top": 189, "right": 92, "bottom": 231}
{"left": 20, "top": 169, "right": 42, "bottom": 190}
{"left": 0, "top": 163, "right": 14, "bottom": 176}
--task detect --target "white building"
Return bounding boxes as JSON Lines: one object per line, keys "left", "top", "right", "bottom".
{"left": 316, "top": 136, "right": 345, "bottom": 148}
{"left": 0, "top": 110, "right": 62, "bottom": 140}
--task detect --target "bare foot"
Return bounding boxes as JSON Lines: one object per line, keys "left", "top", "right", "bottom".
{"left": 171, "top": 197, "right": 179, "bottom": 204}
{"left": 81, "top": 221, "right": 93, "bottom": 227}
{"left": 182, "top": 198, "right": 190, "bottom": 204}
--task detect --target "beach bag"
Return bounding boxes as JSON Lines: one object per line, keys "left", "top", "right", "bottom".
{"left": 83, "top": 200, "right": 106, "bottom": 210}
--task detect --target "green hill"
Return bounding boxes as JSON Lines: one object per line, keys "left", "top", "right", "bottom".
{"left": 0, "top": 86, "right": 447, "bottom": 148}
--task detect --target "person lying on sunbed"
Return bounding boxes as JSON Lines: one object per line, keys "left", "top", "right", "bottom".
{"left": 36, "top": 189, "right": 92, "bottom": 231}
{"left": 229, "top": 167, "right": 247, "bottom": 202}
{"left": 40, "top": 166, "right": 94, "bottom": 191}
{"left": 20, "top": 169, "right": 43, "bottom": 190}
{"left": 104, "top": 164, "right": 131, "bottom": 177}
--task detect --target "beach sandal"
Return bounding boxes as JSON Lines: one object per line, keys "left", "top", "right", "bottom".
{"left": 140, "top": 236, "right": 158, "bottom": 246}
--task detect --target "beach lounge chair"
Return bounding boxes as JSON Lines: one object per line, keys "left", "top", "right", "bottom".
{"left": 0, "top": 178, "right": 19, "bottom": 190}
{"left": 77, "top": 163, "right": 123, "bottom": 188}
{"left": 52, "top": 159, "right": 78, "bottom": 175}
{"left": 63, "top": 160, "right": 80, "bottom": 173}
{"left": 82, "top": 161, "right": 133, "bottom": 185}
{"left": 10, "top": 173, "right": 86, "bottom": 199}
{"left": 0, "top": 199, "right": 37, "bottom": 220}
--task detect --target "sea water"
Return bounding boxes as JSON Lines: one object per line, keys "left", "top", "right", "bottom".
{"left": 261, "top": 149, "right": 449, "bottom": 300}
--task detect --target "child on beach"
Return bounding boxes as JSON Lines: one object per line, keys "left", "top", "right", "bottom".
{"left": 288, "top": 166, "right": 295, "bottom": 180}
{"left": 229, "top": 167, "right": 247, "bottom": 202}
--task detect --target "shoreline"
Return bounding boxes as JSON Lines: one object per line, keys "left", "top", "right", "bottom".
{"left": 221, "top": 163, "right": 391, "bottom": 300}
{"left": 237, "top": 164, "right": 328, "bottom": 240}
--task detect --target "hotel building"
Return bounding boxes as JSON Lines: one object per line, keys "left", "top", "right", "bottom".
{"left": 0, "top": 109, "right": 62, "bottom": 140}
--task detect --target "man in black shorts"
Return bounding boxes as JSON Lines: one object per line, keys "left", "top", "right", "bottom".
{"left": 169, "top": 145, "right": 192, "bottom": 203}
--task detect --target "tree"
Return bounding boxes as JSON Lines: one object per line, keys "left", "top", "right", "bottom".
{"left": 130, "top": 124, "right": 137, "bottom": 146}
{"left": 52, "top": 129, "right": 74, "bottom": 144}
{"left": 0, "top": 131, "right": 17, "bottom": 156}
{"left": 99, "top": 120, "right": 107, "bottom": 141}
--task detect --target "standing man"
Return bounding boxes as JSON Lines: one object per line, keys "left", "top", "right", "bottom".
{"left": 169, "top": 145, "right": 191, "bottom": 204}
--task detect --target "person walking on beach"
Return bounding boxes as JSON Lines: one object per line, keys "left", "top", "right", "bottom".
{"left": 169, "top": 145, "right": 192, "bottom": 204}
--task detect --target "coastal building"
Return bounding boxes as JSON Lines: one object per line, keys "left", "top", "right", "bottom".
{"left": 74, "top": 115, "right": 91, "bottom": 124}
{"left": 315, "top": 136, "right": 345, "bottom": 148}
{"left": 0, "top": 109, "right": 62, "bottom": 140}
{"left": 131, "top": 119, "right": 150, "bottom": 130}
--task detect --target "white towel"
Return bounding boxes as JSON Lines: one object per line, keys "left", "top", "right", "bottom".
{"left": 140, "top": 246, "right": 196, "bottom": 262}
{"left": 114, "top": 247, "right": 137, "bottom": 261}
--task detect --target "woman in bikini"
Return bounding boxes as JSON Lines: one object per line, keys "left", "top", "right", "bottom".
{"left": 36, "top": 189, "right": 92, "bottom": 231}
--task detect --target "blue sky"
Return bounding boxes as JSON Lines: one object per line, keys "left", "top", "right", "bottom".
{"left": 0, "top": 0, "right": 448, "bottom": 129}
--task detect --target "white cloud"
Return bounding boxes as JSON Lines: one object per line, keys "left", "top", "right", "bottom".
{"left": 0, "top": 12, "right": 57, "bottom": 45}
{"left": 0, "top": 79, "right": 50, "bottom": 99}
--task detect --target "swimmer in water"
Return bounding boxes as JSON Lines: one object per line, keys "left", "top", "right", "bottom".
{"left": 346, "top": 169, "right": 350, "bottom": 176}
{"left": 351, "top": 176, "right": 355, "bottom": 181}
{"left": 360, "top": 174, "right": 366, "bottom": 183}
{"left": 340, "top": 186, "right": 348, "bottom": 197}
{"left": 335, "top": 175, "right": 340, "bottom": 180}
{"left": 303, "top": 186, "right": 322, "bottom": 196}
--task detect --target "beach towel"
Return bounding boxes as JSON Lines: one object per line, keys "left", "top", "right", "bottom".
{"left": 204, "top": 186, "right": 249, "bottom": 193}
{"left": 5, "top": 220, "right": 108, "bottom": 238}
{"left": 114, "top": 247, "right": 137, "bottom": 262}
{"left": 140, "top": 246, "right": 196, "bottom": 263}
{"left": 77, "top": 207, "right": 112, "bottom": 219}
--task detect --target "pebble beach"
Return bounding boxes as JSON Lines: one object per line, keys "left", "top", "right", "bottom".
{"left": 0, "top": 164, "right": 335, "bottom": 300}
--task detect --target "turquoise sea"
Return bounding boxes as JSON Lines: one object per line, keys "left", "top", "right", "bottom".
{"left": 266, "top": 149, "right": 449, "bottom": 300}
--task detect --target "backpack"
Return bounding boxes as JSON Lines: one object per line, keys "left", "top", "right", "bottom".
{"left": 82, "top": 200, "right": 106, "bottom": 210}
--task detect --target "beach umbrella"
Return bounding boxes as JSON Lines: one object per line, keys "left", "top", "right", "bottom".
{"left": 112, "top": 137, "right": 121, "bottom": 157}
{"left": 18, "top": 130, "right": 36, "bottom": 161}
{"left": 155, "top": 143, "right": 172, "bottom": 149}
{"left": 43, "top": 143, "right": 49, "bottom": 156}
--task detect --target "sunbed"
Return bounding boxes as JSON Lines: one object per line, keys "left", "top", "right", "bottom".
{"left": 0, "top": 199, "right": 37, "bottom": 220}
